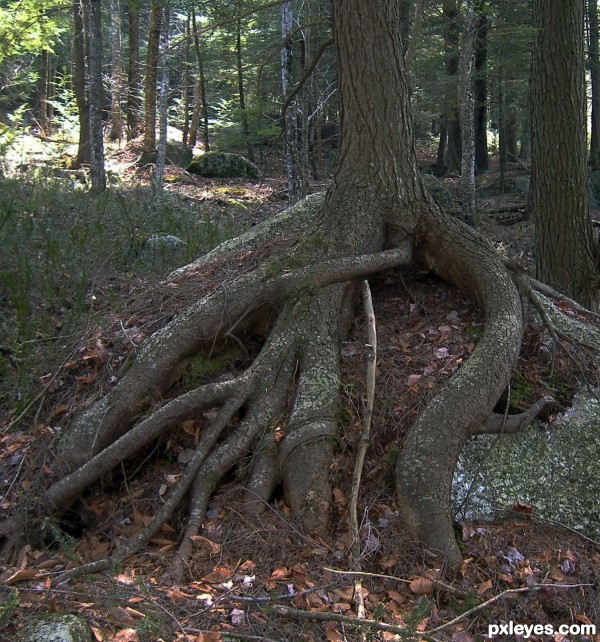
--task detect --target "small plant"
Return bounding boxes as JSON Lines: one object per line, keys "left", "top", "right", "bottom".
{"left": 0, "top": 588, "right": 19, "bottom": 627}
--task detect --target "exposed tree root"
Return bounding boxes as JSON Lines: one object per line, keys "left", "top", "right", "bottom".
{"left": 5, "top": 191, "right": 599, "bottom": 580}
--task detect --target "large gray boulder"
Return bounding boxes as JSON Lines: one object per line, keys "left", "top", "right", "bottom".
{"left": 141, "top": 234, "right": 186, "bottom": 265}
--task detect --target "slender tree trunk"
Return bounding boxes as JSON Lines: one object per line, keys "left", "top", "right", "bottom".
{"left": 73, "top": 0, "right": 90, "bottom": 167}
{"left": 236, "top": 14, "right": 255, "bottom": 163}
{"left": 589, "top": 0, "right": 600, "bottom": 169}
{"left": 154, "top": 5, "right": 170, "bottom": 190}
{"left": 474, "top": 0, "right": 488, "bottom": 172}
{"left": 191, "top": 10, "right": 210, "bottom": 151}
{"left": 142, "top": 1, "right": 162, "bottom": 157}
{"left": 126, "top": 1, "right": 141, "bottom": 140}
{"left": 444, "top": 0, "right": 462, "bottom": 173}
{"left": 531, "top": 0, "right": 599, "bottom": 308}
{"left": 281, "top": 0, "right": 302, "bottom": 203}
{"left": 37, "top": 48, "right": 50, "bottom": 134}
{"left": 108, "top": 0, "right": 124, "bottom": 143}
{"left": 87, "top": 0, "right": 106, "bottom": 191}
{"left": 458, "top": 0, "right": 477, "bottom": 222}
{"left": 182, "top": 14, "right": 191, "bottom": 146}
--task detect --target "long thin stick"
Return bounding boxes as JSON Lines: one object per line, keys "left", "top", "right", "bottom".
{"left": 347, "top": 280, "right": 377, "bottom": 631}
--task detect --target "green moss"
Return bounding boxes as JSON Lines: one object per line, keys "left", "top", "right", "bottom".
{"left": 183, "top": 348, "right": 241, "bottom": 387}
{"left": 186, "top": 152, "right": 260, "bottom": 179}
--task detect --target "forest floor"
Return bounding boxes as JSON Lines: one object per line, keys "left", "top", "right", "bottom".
{"left": 1, "top": 137, "right": 600, "bottom": 642}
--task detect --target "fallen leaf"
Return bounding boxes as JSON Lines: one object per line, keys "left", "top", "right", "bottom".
{"left": 230, "top": 608, "right": 245, "bottom": 626}
{"left": 324, "top": 625, "right": 344, "bottom": 642}
{"left": 477, "top": 579, "right": 493, "bottom": 597}
{"left": 2, "top": 569, "right": 39, "bottom": 584}
{"left": 409, "top": 577, "right": 434, "bottom": 595}
{"left": 109, "top": 629, "right": 139, "bottom": 642}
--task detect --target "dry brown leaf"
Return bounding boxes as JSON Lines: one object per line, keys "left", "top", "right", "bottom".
{"left": 324, "top": 625, "right": 345, "bottom": 642}
{"left": 109, "top": 629, "right": 139, "bottom": 642}
{"left": 477, "top": 579, "right": 493, "bottom": 597}
{"left": 2, "top": 568, "right": 39, "bottom": 584}
{"left": 189, "top": 534, "right": 222, "bottom": 555}
{"left": 409, "top": 577, "right": 434, "bottom": 595}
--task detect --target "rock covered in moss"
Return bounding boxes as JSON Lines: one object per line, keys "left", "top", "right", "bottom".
{"left": 421, "top": 173, "right": 456, "bottom": 210}
{"left": 18, "top": 613, "right": 91, "bottom": 642}
{"left": 187, "top": 152, "right": 260, "bottom": 179}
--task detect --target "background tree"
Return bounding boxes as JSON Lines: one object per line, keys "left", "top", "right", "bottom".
{"left": 108, "top": 0, "right": 124, "bottom": 143}
{"left": 589, "top": 0, "right": 600, "bottom": 169}
{"left": 126, "top": 0, "right": 141, "bottom": 139}
{"left": 142, "top": 1, "right": 162, "bottom": 158}
{"left": 530, "top": 0, "right": 599, "bottom": 309}
{"left": 72, "top": 0, "right": 90, "bottom": 167}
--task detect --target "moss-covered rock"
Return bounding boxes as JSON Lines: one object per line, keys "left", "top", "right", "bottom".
{"left": 187, "top": 152, "right": 260, "bottom": 179}
{"left": 18, "top": 613, "right": 91, "bottom": 642}
{"left": 137, "top": 141, "right": 193, "bottom": 168}
{"left": 421, "top": 173, "right": 456, "bottom": 210}
{"left": 453, "top": 389, "right": 600, "bottom": 536}
{"left": 476, "top": 175, "right": 531, "bottom": 198}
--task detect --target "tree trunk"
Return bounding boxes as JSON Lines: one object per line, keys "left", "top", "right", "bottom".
{"left": 190, "top": 10, "right": 210, "bottom": 151}
{"left": 73, "top": 0, "right": 90, "bottom": 167}
{"left": 126, "top": 1, "right": 140, "bottom": 140}
{"left": 474, "top": 0, "right": 489, "bottom": 173}
{"left": 142, "top": 1, "right": 162, "bottom": 157}
{"left": 37, "top": 48, "right": 50, "bottom": 135}
{"left": 108, "top": 0, "right": 124, "bottom": 143}
{"left": 589, "top": 0, "right": 600, "bottom": 169}
{"left": 281, "top": 0, "right": 302, "bottom": 204}
{"left": 87, "top": 0, "right": 106, "bottom": 191}
{"left": 458, "top": 0, "right": 477, "bottom": 222}
{"left": 443, "top": 0, "right": 462, "bottom": 173}
{"left": 182, "top": 14, "right": 191, "bottom": 146}
{"left": 530, "top": 0, "right": 599, "bottom": 309}
{"left": 236, "top": 13, "right": 255, "bottom": 163}
{"left": 154, "top": 5, "right": 170, "bottom": 190}
{"left": 5, "top": 0, "right": 549, "bottom": 577}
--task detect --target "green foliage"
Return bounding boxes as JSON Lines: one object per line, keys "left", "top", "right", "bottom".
{"left": 0, "top": 0, "right": 66, "bottom": 63}
{"left": 0, "top": 173, "right": 246, "bottom": 418}
{"left": 183, "top": 348, "right": 241, "bottom": 387}
{"left": 404, "top": 596, "right": 432, "bottom": 630}
{"left": 0, "top": 588, "right": 19, "bottom": 627}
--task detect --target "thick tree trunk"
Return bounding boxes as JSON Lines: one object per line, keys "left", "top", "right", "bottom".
{"left": 3, "top": 0, "right": 547, "bottom": 576}
{"left": 530, "top": 0, "right": 599, "bottom": 309}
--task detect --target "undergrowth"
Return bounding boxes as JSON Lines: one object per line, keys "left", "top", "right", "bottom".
{"left": 0, "top": 173, "right": 245, "bottom": 423}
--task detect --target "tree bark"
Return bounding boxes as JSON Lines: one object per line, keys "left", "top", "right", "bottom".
{"left": 458, "top": 0, "right": 478, "bottom": 222}
{"left": 73, "top": 0, "right": 90, "bottom": 167}
{"left": 142, "top": 1, "right": 162, "bottom": 157}
{"left": 108, "top": 0, "right": 124, "bottom": 143}
{"left": 126, "top": 1, "right": 140, "bottom": 140}
{"left": 474, "top": 0, "right": 488, "bottom": 173}
{"left": 87, "top": 0, "right": 106, "bottom": 191}
{"left": 530, "top": 0, "right": 599, "bottom": 309}
{"left": 190, "top": 10, "right": 210, "bottom": 151}
{"left": 443, "top": 0, "right": 462, "bottom": 173}
{"left": 236, "top": 11, "right": 255, "bottom": 163}
{"left": 589, "top": 0, "right": 600, "bottom": 169}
